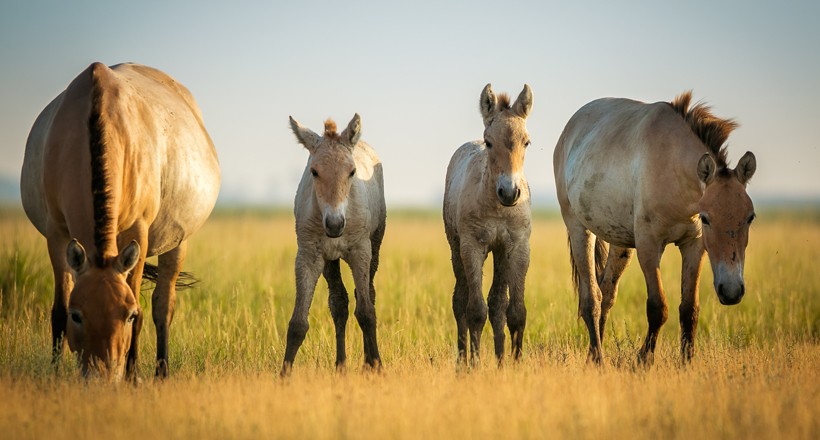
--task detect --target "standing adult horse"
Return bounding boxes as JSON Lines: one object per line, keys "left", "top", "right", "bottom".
{"left": 444, "top": 84, "right": 533, "bottom": 365}
{"left": 281, "top": 114, "right": 386, "bottom": 375}
{"left": 21, "top": 62, "right": 220, "bottom": 380}
{"left": 553, "top": 91, "right": 756, "bottom": 365}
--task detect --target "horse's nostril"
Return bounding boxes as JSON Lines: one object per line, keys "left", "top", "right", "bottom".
{"left": 515, "top": 187, "right": 521, "bottom": 200}
{"left": 717, "top": 283, "right": 724, "bottom": 298}
{"left": 498, "top": 187, "right": 504, "bottom": 198}
{"left": 739, "top": 283, "right": 745, "bottom": 298}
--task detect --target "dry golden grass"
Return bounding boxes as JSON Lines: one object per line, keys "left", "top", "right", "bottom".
{"left": 0, "top": 208, "right": 818, "bottom": 439}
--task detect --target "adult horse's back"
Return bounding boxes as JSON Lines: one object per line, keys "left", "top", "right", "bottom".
{"left": 553, "top": 91, "right": 756, "bottom": 365}
{"left": 21, "top": 62, "right": 220, "bottom": 380}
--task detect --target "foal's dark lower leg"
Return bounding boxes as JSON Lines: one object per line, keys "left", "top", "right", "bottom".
{"left": 325, "top": 259, "right": 349, "bottom": 370}
{"left": 487, "top": 256, "right": 509, "bottom": 362}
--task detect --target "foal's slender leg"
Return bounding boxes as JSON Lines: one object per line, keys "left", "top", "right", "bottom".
{"left": 506, "top": 242, "right": 530, "bottom": 361}
{"left": 460, "top": 238, "right": 488, "bottom": 365}
{"left": 679, "top": 239, "right": 705, "bottom": 363}
{"left": 46, "top": 226, "right": 72, "bottom": 366}
{"left": 567, "top": 223, "right": 604, "bottom": 364}
{"left": 487, "top": 250, "right": 509, "bottom": 363}
{"left": 324, "top": 259, "right": 349, "bottom": 371}
{"left": 448, "top": 235, "right": 469, "bottom": 364}
{"left": 152, "top": 241, "right": 187, "bottom": 379}
{"left": 598, "top": 245, "right": 633, "bottom": 342}
{"left": 636, "top": 241, "right": 668, "bottom": 366}
{"left": 349, "top": 242, "right": 381, "bottom": 369}
{"left": 368, "top": 221, "right": 385, "bottom": 308}
{"left": 281, "top": 250, "right": 323, "bottom": 376}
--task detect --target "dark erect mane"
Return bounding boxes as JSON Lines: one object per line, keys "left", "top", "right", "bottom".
{"left": 88, "top": 67, "right": 115, "bottom": 266}
{"left": 497, "top": 93, "right": 511, "bottom": 110}
{"left": 669, "top": 91, "right": 738, "bottom": 169}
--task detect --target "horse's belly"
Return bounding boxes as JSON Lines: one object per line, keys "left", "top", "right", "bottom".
{"left": 568, "top": 176, "right": 636, "bottom": 248}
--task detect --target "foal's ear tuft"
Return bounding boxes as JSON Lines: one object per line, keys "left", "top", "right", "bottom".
{"left": 289, "top": 116, "right": 321, "bottom": 153}
{"left": 66, "top": 239, "right": 88, "bottom": 273}
{"left": 735, "top": 151, "right": 756, "bottom": 185}
{"left": 512, "top": 84, "right": 533, "bottom": 118}
{"left": 697, "top": 153, "right": 716, "bottom": 184}
{"left": 341, "top": 113, "right": 361, "bottom": 148}
{"left": 115, "top": 240, "right": 141, "bottom": 275}
{"left": 479, "top": 83, "right": 498, "bottom": 125}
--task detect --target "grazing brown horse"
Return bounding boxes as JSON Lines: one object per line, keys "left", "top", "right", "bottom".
{"left": 553, "top": 91, "right": 756, "bottom": 365}
{"left": 444, "top": 84, "right": 533, "bottom": 365}
{"left": 21, "top": 62, "right": 220, "bottom": 380}
{"left": 282, "top": 114, "right": 386, "bottom": 375}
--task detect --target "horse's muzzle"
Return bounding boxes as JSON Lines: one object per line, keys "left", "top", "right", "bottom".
{"left": 497, "top": 186, "right": 521, "bottom": 207}
{"left": 717, "top": 281, "right": 745, "bottom": 305}
{"left": 324, "top": 215, "right": 345, "bottom": 238}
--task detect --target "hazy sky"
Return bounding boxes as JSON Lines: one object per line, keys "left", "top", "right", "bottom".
{"left": 1, "top": 1, "right": 818, "bottom": 206}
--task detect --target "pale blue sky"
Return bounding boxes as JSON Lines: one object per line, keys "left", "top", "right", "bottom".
{"left": 1, "top": 1, "right": 818, "bottom": 206}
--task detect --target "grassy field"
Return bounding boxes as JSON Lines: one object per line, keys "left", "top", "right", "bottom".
{"left": 0, "top": 208, "right": 818, "bottom": 439}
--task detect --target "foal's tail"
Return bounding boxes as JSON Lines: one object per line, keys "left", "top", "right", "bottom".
{"left": 567, "top": 233, "right": 609, "bottom": 316}
{"left": 141, "top": 263, "right": 199, "bottom": 289}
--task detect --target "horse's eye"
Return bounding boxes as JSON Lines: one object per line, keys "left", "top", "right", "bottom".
{"left": 748, "top": 213, "right": 756, "bottom": 225}
{"left": 127, "top": 311, "right": 138, "bottom": 324}
{"left": 524, "top": 140, "right": 531, "bottom": 148}
{"left": 70, "top": 311, "right": 83, "bottom": 325}
{"left": 349, "top": 168, "right": 356, "bottom": 178}
{"left": 485, "top": 140, "right": 493, "bottom": 149}
{"left": 310, "top": 168, "right": 318, "bottom": 178}
{"left": 700, "top": 214, "right": 710, "bottom": 226}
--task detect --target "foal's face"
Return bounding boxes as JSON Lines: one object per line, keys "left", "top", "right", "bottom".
{"left": 697, "top": 152, "right": 757, "bottom": 305}
{"left": 64, "top": 240, "right": 141, "bottom": 380}
{"left": 290, "top": 114, "right": 362, "bottom": 238}
{"left": 479, "top": 84, "right": 533, "bottom": 206}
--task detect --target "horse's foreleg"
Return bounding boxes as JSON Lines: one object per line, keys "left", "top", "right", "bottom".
{"left": 323, "top": 259, "right": 349, "bottom": 372}
{"left": 679, "top": 239, "right": 705, "bottom": 363}
{"left": 152, "top": 241, "right": 187, "bottom": 379}
{"left": 487, "top": 250, "right": 509, "bottom": 363}
{"left": 506, "top": 243, "right": 529, "bottom": 361}
{"left": 460, "top": 239, "right": 488, "bottom": 366}
{"left": 281, "top": 251, "right": 322, "bottom": 376}
{"left": 567, "top": 225, "right": 604, "bottom": 364}
{"left": 349, "top": 243, "right": 380, "bottom": 369}
{"left": 448, "top": 233, "right": 469, "bottom": 365}
{"left": 636, "top": 242, "right": 668, "bottom": 366}
{"left": 46, "top": 228, "right": 72, "bottom": 367}
{"left": 598, "top": 245, "right": 633, "bottom": 342}
{"left": 124, "top": 226, "right": 149, "bottom": 383}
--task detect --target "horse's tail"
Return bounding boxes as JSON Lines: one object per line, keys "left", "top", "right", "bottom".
{"left": 141, "top": 262, "right": 199, "bottom": 289}
{"left": 568, "top": 233, "right": 609, "bottom": 316}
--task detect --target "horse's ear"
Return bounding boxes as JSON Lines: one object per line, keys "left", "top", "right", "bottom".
{"left": 512, "top": 84, "right": 533, "bottom": 119}
{"left": 340, "top": 113, "right": 361, "bottom": 149}
{"left": 115, "top": 240, "right": 141, "bottom": 275}
{"left": 289, "top": 116, "right": 321, "bottom": 153}
{"left": 735, "top": 151, "right": 756, "bottom": 185}
{"left": 697, "top": 153, "right": 716, "bottom": 185}
{"left": 479, "top": 83, "right": 498, "bottom": 125}
{"left": 66, "top": 239, "right": 88, "bottom": 273}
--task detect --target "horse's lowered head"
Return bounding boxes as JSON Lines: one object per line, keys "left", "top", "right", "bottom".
{"left": 65, "top": 239, "right": 140, "bottom": 380}
{"left": 290, "top": 114, "right": 361, "bottom": 238}
{"left": 697, "top": 151, "right": 757, "bottom": 305}
{"left": 479, "top": 83, "right": 532, "bottom": 207}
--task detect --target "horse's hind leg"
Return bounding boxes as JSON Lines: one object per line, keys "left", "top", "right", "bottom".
{"left": 350, "top": 242, "right": 380, "bottom": 370}
{"left": 567, "top": 221, "right": 605, "bottom": 364}
{"left": 598, "top": 245, "right": 633, "bottom": 342}
{"left": 487, "top": 250, "right": 509, "bottom": 363}
{"left": 448, "top": 234, "right": 469, "bottom": 365}
{"left": 506, "top": 243, "right": 529, "bottom": 361}
{"left": 324, "top": 259, "right": 349, "bottom": 371}
{"left": 152, "top": 241, "right": 187, "bottom": 379}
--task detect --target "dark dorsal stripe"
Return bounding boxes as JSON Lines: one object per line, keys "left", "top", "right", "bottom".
{"left": 668, "top": 91, "right": 737, "bottom": 169}
{"left": 87, "top": 67, "right": 115, "bottom": 266}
